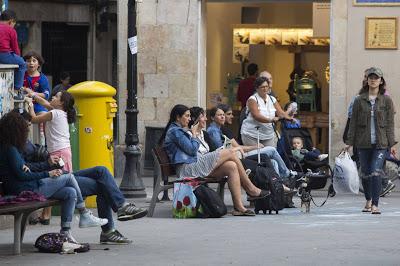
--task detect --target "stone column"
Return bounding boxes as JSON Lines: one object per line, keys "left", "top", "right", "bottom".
{"left": 329, "top": 0, "right": 348, "bottom": 158}
{"left": 116, "top": 0, "right": 201, "bottom": 176}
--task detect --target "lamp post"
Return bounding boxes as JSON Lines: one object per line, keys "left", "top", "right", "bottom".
{"left": 119, "top": 0, "right": 146, "bottom": 198}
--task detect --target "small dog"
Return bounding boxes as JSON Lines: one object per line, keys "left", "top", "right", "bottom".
{"left": 299, "top": 182, "right": 311, "bottom": 213}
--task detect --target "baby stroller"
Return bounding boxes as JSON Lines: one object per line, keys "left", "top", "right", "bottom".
{"left": 276, "top": 121, "right": 335, "bottom": 212}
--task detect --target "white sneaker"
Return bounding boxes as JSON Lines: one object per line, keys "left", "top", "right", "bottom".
{"left": 289, "top": 170, "right": 298, "bottom": 177}
{"left": 60, "top": 230, "right": 79, "bottom": 244}
{"left": 318, "top": 154, "right": 329, "bottom": 161}
{"left": 79, "top": 211, "right": 108, "bottom": 228}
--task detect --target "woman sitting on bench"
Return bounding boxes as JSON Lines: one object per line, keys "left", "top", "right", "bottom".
{"left": 0, "top": 111, "right": 107, "bottom": 241}
{"left": 159, "top": 104, "right": 269, "bottom": 216}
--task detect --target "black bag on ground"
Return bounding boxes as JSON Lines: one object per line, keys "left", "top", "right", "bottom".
{"left": 242, "top": 157, "right": 285, "bottom": 214}
{"left": 34, "top": 233, "right": 90, "bottom": 253}
{"left": 194, "top": 185, "right": 227, "bottom": 218}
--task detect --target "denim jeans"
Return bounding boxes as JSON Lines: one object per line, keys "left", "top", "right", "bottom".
{"left": 74, "top": 166, "right": 126, "bottom": 232}
{"left": 35, "top": 173, "right": 85, "bottom": 228}
{"left": 358, "top": 147, "right": 386, "bottom": 206}
{"left": 0, "top": 52, "right": 26, "bottom": 89}
{"left": 245, "top": 146, "right": 290, "bottom": 178}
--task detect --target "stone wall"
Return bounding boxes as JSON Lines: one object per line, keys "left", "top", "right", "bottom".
{"left": 116, "top": 0, "right": 201, "bottom": 175}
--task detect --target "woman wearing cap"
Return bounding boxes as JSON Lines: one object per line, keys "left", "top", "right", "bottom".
{"left": 345, "top": 67, "right": 396, "bottom": 214}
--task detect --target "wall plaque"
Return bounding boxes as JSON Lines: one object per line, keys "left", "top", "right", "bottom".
{"left": 365, "top": 17, "right": 397, "bottom": 49}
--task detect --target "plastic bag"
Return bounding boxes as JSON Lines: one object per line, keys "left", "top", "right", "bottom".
{"left": 172, "top": 179, "right": 198, "bottom": 218}
{"left": 333, "top": 151, "right": 359, "bottom": 194}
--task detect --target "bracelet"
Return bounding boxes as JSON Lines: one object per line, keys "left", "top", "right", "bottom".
{"left": 32, "top": 92, "right": 36, "bottom": 99}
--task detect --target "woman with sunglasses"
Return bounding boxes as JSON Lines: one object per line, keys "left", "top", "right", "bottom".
{"left": 241, "top": 77, "right": 292, "bottom": 148}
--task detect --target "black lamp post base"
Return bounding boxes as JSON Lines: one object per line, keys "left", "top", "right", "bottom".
{"left": 119, "top": 146, "right": 147, "bottom": 198}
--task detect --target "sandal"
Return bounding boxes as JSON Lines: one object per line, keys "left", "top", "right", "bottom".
{"left": 232, "top": 209, "right": 256, "bottom": 216}
{"left": 362, "top": 207, "right": 372, "bottom": 213}
{"left": 247, "top": 190, "right": 270, "bottom": 201}
{"left": 362, "top": 201, "right": 372, "bottom": 213}
{"left": 371, "top": 206, "right": 381, "bottom": 215}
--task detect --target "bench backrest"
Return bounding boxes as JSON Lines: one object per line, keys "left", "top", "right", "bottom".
{"left": 152, "top": 146, "right": 176, "bottom": 177}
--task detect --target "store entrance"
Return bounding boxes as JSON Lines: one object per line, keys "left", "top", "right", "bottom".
{"left": 206, "top": 1, "right": 330, "bottom": 153}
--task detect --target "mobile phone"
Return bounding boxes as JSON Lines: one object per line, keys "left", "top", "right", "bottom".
{"left": 58, "top": 158, "right": 65, "bottom": 168}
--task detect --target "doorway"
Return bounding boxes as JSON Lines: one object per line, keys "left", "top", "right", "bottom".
{"left": 42, "top": 22, "right": 89, "bottom": 88}
{"left": 205, "top": 1, "right": 330, "bottom": 152}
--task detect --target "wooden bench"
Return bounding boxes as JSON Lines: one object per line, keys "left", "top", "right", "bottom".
{"left": 0, "top": 182, "right": 60, "bottom": 254}
{"left": 147, "top": 146, "right": 227, "bottom": 217}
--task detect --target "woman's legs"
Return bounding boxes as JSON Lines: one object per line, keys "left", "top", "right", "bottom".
{"left": 358, "top": 148, "right": 386, "bottom": 211}
{"left": 50, "top": 187, "right": 77, "bottom": 229}
{"left": 212, "top": 149, "right": 261, "bottom": 196}
{"left": 209, "top": 160, "right": 247, "bottom": 212}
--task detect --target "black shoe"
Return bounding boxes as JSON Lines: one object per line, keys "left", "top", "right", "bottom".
{"left": 247, "top": 190, "right": 270, "bottom": 201}
{"left": 100, "top": 230, "right": 132, "bottom": 245}
{"left": 117, "top": 203, "right": 148, "bottom": 221}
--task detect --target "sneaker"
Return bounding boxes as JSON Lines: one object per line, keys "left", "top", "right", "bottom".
{"left": 289, "top": 170, "right": 297, "bottom": 176}
{"left": 60, "top": 230, "right": 79, "bottom": 244}
{"left": 318, "top": 154, "right": 329, "bottom": 161}
{"left": 381, "top": 180, "right": 396, "bottom": 197}
{"left": 79, "top": 211, "right": 108, "bottom": 228}
{"left": 117, "top": 203, "right": 148, "bottom": 221}
{"left": 100, "top": 229, "right": 132, "bottom": 245}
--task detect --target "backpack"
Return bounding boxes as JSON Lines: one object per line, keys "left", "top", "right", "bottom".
{"left": 250, "top": 162, "right": 285, "bottom": 214}
{"left": 194, "top": 185, "right": 227, "bottom": 218}
{"left": 35, "top": 233, "right": 90, "bottom": 253}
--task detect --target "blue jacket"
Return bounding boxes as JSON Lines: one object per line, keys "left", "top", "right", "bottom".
{"left": 207, "top": 122, "right": 223, "bottom": 148}
{"left": 163, "top": 123, "right": 200, "bottom": 164}
{"left": 25, "top": 73, "right": 50, "bottom": 113}
{"left": 0, "top": 145, "right": 49, "bottom": 195}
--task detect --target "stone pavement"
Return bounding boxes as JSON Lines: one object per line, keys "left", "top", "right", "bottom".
{"left": 1, "top": 177, "right": 400, "bottom": 266}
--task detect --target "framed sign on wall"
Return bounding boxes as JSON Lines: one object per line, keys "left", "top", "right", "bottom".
{"left": 354, "top": 0, "right": 400, "bottom": 6}
{"left": 365, "top": 17, "right": 398, "bottom": 49}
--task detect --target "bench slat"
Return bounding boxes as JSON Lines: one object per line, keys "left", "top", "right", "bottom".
{"left": 0, "top": 199, "right": 59, "bottom": 215}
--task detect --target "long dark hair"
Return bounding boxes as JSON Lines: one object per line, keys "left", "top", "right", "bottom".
{"left": 188, "top": 106, "right": 205, "bottom": 128}
{"left": 358, "top": 76, "right": 387, "bottom": 95}
{"left": 0, "top": 111, "right": 29, "bottom": 151}
{"left": 158, "top": 104, "right": 190, "bottom": 145}
{"left": 59, "top": 91, "right": 76, "bottom": 124}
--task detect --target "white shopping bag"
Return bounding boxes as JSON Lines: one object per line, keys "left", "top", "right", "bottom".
{"left": 333, "top": 151, "right": 359, "bottom": 194}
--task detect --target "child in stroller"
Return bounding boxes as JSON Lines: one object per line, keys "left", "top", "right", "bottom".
{"left": 291, "top": 137, "right": 328, "bottom": 162}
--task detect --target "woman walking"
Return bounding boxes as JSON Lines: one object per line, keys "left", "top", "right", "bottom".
{"left": 345, "top": 67, "right": 396, "bottom": 214}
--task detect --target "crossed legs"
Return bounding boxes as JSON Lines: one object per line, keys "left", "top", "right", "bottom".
{"left": 209, "top": 149, "right": 261, "bottom": 212}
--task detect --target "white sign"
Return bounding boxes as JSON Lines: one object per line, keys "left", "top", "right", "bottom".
{"left": 128, "top": 36, "right": 138, "bottom": 55}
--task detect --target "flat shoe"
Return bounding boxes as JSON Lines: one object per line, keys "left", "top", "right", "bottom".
{"left": 371, "top": 208, "right": 381, "bottom": 215}
{"left": 362, "top": 207, "right": 371, "bottom": 213}
{"left": 247, "top": 190, "right": 270, "bottom": 201}
{"left": 232, "top": 209, "right": 256, "bottom": 216}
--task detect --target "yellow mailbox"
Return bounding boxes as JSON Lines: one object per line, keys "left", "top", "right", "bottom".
{"left": 69, "top": 81, "right": 117, "bottom": 207}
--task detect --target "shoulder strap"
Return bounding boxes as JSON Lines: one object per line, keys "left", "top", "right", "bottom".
{"left": 246, "top": 94, "right": 259, "bottom": 117}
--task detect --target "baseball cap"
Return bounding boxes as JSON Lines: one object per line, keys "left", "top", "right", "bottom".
{"left": 365, "top": 67, "right": 383, "bottom": 78}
